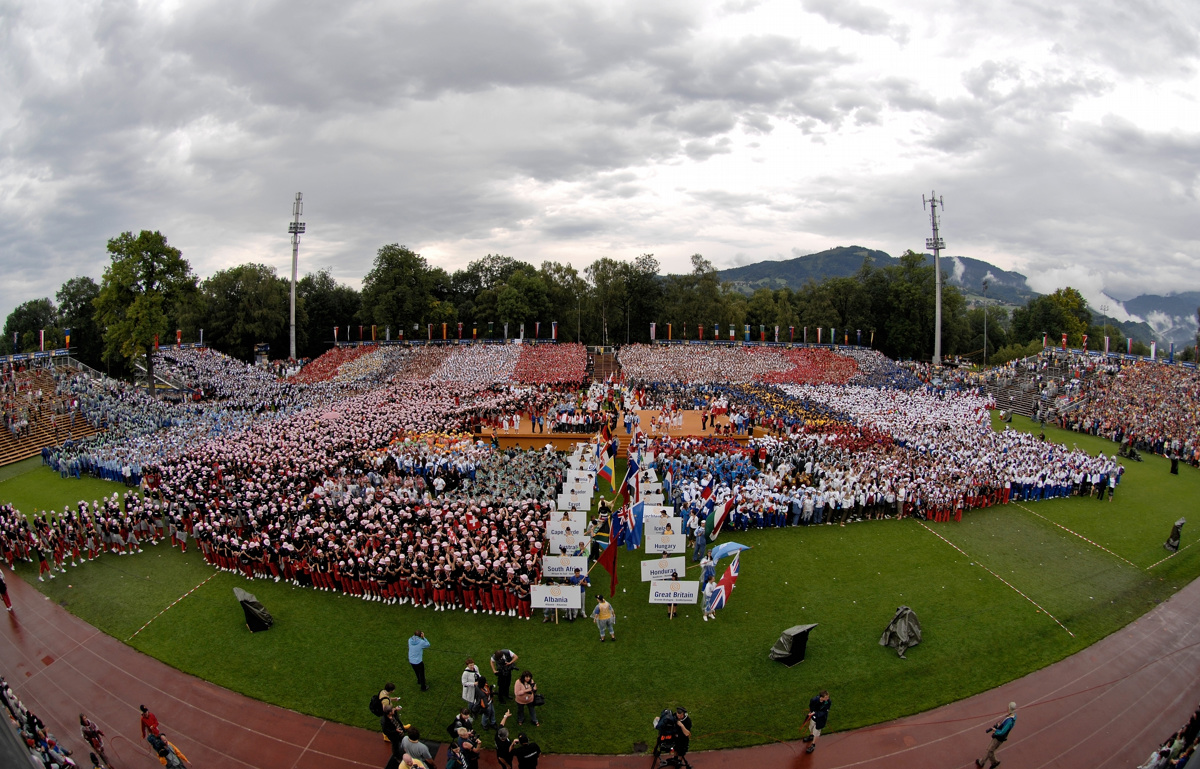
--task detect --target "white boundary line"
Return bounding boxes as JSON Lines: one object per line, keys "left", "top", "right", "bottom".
{"left": 127, "top": 572, "right": 218, "bottom": 640}
{"left": 1013, "top": 502, "right": 1141, "bottom": 569}
{"left": 918, "top": 521, "right": 1074, "bottom": 637}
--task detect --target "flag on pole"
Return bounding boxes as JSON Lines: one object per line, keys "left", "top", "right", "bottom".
{"left": 599, "top": 451, "right": 615, "bottom": 490}
{"left": 706, "top": 497, "right": 735, "bottom": 539}
{"left": 619, "top": 452, "right": 641, "bottom": 504}
{"left": 709, "top": 541, "right": 750, "bottom": 563}
{"left": 706, "top": 553, "right": 741, "bottom": 612}
{"left": 626, "top": 500, "right": 645, "bottom": 550}
{"left": 597, "top": 522, "right": 621, "bottom": 597}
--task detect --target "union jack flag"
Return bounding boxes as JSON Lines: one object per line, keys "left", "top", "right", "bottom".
{"left": 706, "top": 553, "right": 740, "bottom": 612}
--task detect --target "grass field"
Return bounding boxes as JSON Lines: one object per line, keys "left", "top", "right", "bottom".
{"left": 3, "top": 415, "right": 1199, "bottom": 754}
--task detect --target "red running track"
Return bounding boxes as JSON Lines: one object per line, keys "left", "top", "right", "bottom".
{"left": 2, "top": 567, "right": 1199, "bottom": 769}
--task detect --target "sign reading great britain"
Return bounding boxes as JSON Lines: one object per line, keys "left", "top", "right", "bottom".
{"left": 541, "top": 555, "right": 588, "bottom": 579}
{"left": 640, "top": 555, "right": 687, "bottom": 581}
{"left": 648, "top": 580, "right": 700, "bottom": 604}
{"left": 531, "top": 584, "right": 583, "bottom": 610}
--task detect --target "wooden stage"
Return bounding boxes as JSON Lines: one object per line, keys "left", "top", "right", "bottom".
{"left": 478, "top": 408, "right": 755, "bottom": 451}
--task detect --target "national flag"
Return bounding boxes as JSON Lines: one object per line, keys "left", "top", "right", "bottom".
{"left": 599, "top": 452, "right": 615, "bottom": 490}
{"left": 709, "top": 541, "right": 750, "bottom": 563}
{"left": 597, "top": 522, "right": 621, "bottom": 597}
{"left": 706, "top": 553, "right": 741, "bottom": 612}
{"left": 619, "top": 453, "right": 640, "bottom": 502}
{"left": 706, "top": 497, "right": 735, "bottom": 539}
{"left": 625, "top": 500, "right": 645, "bottom": 550}
{"left": 699, "top": 477, "right": 713, "bottom": 502}
{"left": 600, "top": 421, "right": 612, "bottom": 443}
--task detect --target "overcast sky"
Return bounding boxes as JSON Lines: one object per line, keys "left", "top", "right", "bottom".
{"left": 2, "top": 0, "right": 1198, "bottom": 323}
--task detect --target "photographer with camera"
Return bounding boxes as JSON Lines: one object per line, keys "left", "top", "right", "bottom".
{"left": 652, "top": 706, "right": 693, "bottom": 768}
{"left": 491, "top": 648, "right": 519, "bottom": 703}
{"left": 976, "top": 702, "right": 1017, "bottom": 769}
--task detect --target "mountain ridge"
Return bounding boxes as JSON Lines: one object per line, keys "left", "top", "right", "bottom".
{"left": 713, "top": 246, "right": 1197, "bottom": 346}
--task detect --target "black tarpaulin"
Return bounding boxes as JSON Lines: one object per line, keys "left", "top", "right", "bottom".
{"left": 769, "top": 623, "right": 817, "bottom": 666}
{"left": 234, "top": 587, "right": 274, "bottom": 632}
{"left": 879, "top": 605, "right": 921, "bottom": 658}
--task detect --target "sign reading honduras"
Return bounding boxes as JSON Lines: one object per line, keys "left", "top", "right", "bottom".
{"left": 531, "top": 584, "right": 583, "bottom": 610}
{"left": 645, "top": 517, "right": 682, "bottom": 537}
{"left": 541, "top": 555, "right": 588, "bottom": 579}
{"left": 640, "top": 555, "right": 687, "bottom": 581}
{"left": 646, "top": 533, "right": 687, "bottom": 554}
{"left": 649, "top": 580, "right": 700, "bottom": 604}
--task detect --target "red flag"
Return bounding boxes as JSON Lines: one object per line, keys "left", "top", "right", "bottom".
{"left": 597, "top": 536, "right": 619, "bottom": 597}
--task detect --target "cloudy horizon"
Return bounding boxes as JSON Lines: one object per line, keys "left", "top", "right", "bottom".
{"left": 1, "top": 0, "right": 1198, "bottom": 325}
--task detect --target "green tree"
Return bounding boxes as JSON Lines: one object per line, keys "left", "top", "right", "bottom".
{"left": 199, "top": 264, "right": 297, "bottom": 361}
{"left": 56, "top": 277, "right": 102, "bottom": 367}
{"left": 586, "top": 258, "right": 626, "bottom": 346}
{"left": 3, "top": 298, "right": 59, "bottom": 353}
{"left": 359, "top": 245, "right": 446, "bottom": 336}
{"left": 1011, "top": 288, "right": 1092, "bottom": 347}
{"left": 539, "top": 261, "right": 588, "bottom": 342}
{"left": 297, "top": 269, "right": 361, "bottom": 357}
{"left": 94, "top": 230, "right": 197, "bottom": 395}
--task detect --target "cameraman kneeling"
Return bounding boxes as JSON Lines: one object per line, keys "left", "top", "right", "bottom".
{"left": 653, "top": 707, "right": 692, "bottom": 767}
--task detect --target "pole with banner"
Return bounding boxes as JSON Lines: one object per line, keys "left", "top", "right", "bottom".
{"left": 552, "top": 321, "right": 557, "bottom": 341}
{"left": 650, "top": 322, "right": 656, "bottom": 341}
{"left": 1061, "top": 333, "right": 1067, "bottom": 351}
{"left": 857, "top": 329, "right": 861, "bottom": 346}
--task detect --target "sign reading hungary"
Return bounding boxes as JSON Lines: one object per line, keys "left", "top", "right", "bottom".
{"left": 645, "top": 533, "right": 686, "bottom": 554}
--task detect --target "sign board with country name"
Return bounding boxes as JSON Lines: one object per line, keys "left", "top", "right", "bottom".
{"left": 648, "top": 580, "right": 699, "bottom": 604}
{"left": 641, "top": 505, "right": 673, "bottom": 518}
{"left": 541, "top": 555, "right": 589, "bottom": 579}
{"left": 640, "top": 555, "right": 687, "bottom": 581}
{"left": 644, "top": 517, "right": 682, "bottom": 537}
{"left": 548, "top": 534, "right": 591, "bottom": 554}
{"left": 642, "top": 493, "right": 666, "bottom": 505}
{"left": 531, "top": 584, "right": 583, "bottom": 609}
{"left": 645, "top": 533, "right": 687, "bottom": 554}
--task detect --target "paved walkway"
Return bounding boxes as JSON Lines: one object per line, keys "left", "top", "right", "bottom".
{"left": 3, "top": 564, "right": 1199, "bottom": 769}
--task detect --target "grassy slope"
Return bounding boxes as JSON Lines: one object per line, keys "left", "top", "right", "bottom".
{"left": 2, "top": 415, "right": 1198, "bottom": 754}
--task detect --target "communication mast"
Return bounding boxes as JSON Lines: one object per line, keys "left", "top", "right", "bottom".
{"left": 288, "top": 193, "right": 306, "bottom": 361}
{"left": 923, "top": 191, "right": 945, "bottom": 365}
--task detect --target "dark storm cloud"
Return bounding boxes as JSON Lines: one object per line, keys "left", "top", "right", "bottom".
{"left": 1, "top": 0, "right": 1198, "bottom": 324}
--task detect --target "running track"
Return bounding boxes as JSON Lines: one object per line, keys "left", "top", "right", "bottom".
{"left": 2, "top": 569, "right": 1198, "bottom": 769}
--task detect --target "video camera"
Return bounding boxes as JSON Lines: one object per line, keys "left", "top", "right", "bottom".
{"left": 651, "top": 708, "right": 691, "bottom": 769}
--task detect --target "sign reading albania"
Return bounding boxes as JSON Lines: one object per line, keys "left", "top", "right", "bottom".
{"left": 531, "top": 584, "right": 583, "bottom": 609}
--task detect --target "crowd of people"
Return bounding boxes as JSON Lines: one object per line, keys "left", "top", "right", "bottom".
{"left": 1059, "top": 360, "right": 1200, "bottom": 466}
{"left": 5, "top": 338, "right": 1199, "bottom": 766}
{"left": 1136, "top": 702, "right": 1200, "bottom": 768}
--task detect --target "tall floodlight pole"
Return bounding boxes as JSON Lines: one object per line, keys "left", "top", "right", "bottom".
{"left": 288, "top": 193, "right": 306, "bottom": 361}
{"left": 982, "top": 279, "right": 989, "bottom": 366}
{"left": 923, "top": 192, "right": 946, "bottom": 365}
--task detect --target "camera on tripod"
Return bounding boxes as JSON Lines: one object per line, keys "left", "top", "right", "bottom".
{"left": 651, "top": 707, "right": 692, "bottom": 769}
